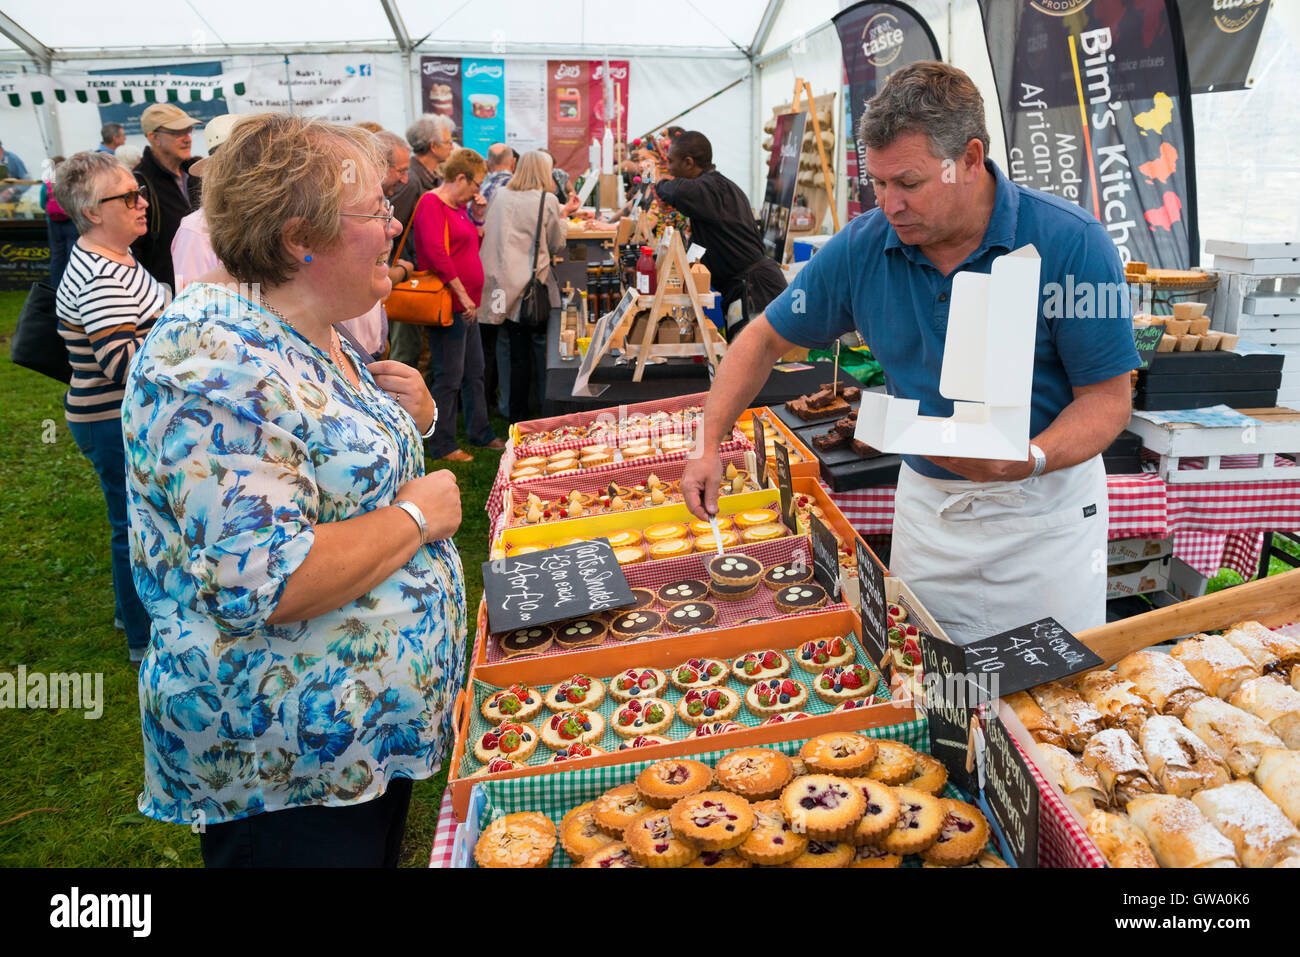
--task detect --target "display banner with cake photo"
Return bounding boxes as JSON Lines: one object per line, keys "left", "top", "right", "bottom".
{"left": 462, "top": 58, "right": 506, "bottom": 155}
{"left": 758, "top": 110, "right": 806, "bottom": 262}
{"left": 421, "top": 56, "right": 463, "bottom": 137}
{"left": 833, "top": 1, "right": 942, "bottom": 219}
{"left": 978, "top": 0, "right": 1198, "bottom": 268}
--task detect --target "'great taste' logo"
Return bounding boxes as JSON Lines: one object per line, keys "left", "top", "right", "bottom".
{"left": 861, "top": 13, "right": 905, "bottom": 68}
{"left": 1212, "top": 0, "right": 1266, "bottom": 34}
{"left": 1029, "top": 0, "right": 1093, "bottom": 15}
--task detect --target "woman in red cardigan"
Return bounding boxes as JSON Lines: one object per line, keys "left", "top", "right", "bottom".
{"left": 412, "top": 148, "right": 502, "bottom": 461}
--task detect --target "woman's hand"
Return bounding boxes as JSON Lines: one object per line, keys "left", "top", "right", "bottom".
{"left": 396, "top": 470, "right": 462, "bottom": 541}
{"left": 562, "top": 193, "right": 582, "bottom": 216}
{"left": 369, "top": 360, "right": 435, "bottom": 434}
{"left": 458, "top": 293, "right": 478, "bottom": 322}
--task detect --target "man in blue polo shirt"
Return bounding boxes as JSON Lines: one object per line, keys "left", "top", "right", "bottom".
{"left": 683, "top": 62, "right": 1138, "bottom": 644}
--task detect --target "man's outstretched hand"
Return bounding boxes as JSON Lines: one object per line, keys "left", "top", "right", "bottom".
{"left": 681, "top": 446, "right": 722, "bottom": 521}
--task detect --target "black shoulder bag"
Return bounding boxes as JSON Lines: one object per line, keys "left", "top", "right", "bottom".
{"left": 515, "top": 193, "right": 550, "bottom": 329}
{"left": 10, "top": 280, "right": 72, "bottom": 383}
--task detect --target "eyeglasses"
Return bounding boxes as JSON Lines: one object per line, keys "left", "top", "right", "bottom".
{"left": 467, "top": 177, "right": 483, "bottom": 192}
{"left": 98, "top": 186, "right": 148, "bottom": 209}
{"left": 340, "top": 199, "right": 396, "bottom": 226}
{"left": 156, "top": 126, "right": 195, "bottom": 137}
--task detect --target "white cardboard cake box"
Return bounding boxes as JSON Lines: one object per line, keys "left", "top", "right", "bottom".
{"left": 1107, "top": 537, "right": 1173, "bottom": 566}
{"left": 854, "top": 245, "right": 1041, "bottom": 461}
{"left": 1105, "top": 555, "right": 1171, "bottom": 601}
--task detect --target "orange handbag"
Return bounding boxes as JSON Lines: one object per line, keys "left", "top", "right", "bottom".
{"left": 385, "top": 194, "right": 455, "bottom": 327}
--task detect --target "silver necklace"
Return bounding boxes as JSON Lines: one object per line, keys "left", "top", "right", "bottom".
{"left": 260, "top": 294, "right": 355, "bottom": 382}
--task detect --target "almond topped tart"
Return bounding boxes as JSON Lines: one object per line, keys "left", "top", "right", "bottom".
{"left": 745, "top": 677, "right": 810, "bottom": 717}
{"left": 874, "top": 786, "right": 944, "bottom": 856}
{"left": 635, "top": 758, "right": 713, "bottom": 808}
{"left": 678, "top": 687, "right": 741, "bottom": 726}
{"left": 592, "top": 784, "right": 652, "bottom": 837}
{"left": 845, "top": 777, "right": 901, "bottom": 845}
{"left": 559, "top": 802, "right": 618, "bottom": 863}
{"left": 738, "top": 799, "right": 807, "bottom": 865}
{"left": 714, "top": 747, "right": 795, "bottom": 802}
{"left": 865, "top": 739, "right": 918, "bottom": 785}
{"left": 731, "top": 649, "right": 791, "bottom": 684}
{"left": 543, "top": 674, "right": 605, "bottom": 712}
{"left": 800, "top": 732, "right": 879, "bottom": 777}
{"left": 669, "top": 791, "right": 756, "bottom": 850}
{"left": 919, "top": 799, "right": 990, "bottom": 867}
{"left": 473, "top": 812, "right": 556, "bottom": 868}
{"left": 779, "top": 774, "right": 866, "bottom": 841}
{"left": 539, "top": 708, "right": 605, "bottom": 751}
{"left": 608, "top": 666, "right": 667, "bottom": 702}
{"left": 480, "top": 682, "right": 544, "bottom": 724}
{"left": 579, "top": 843, "right": 644, "bottom": 868}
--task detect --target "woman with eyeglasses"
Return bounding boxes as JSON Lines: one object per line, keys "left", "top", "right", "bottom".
{"left": 54, "top": 150, "right": 165, "bottom": 665}
{"left": 121, "top": 115, "right": 466, "bottom": 866}
{"left": 410, "top": 147, "right": 503, "bottom": 462}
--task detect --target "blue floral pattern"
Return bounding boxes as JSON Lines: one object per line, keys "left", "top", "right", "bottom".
{"left": 123, "top": 283, "right": 466, "bottom": 826}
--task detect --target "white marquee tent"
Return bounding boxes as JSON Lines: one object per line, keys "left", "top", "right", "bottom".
{"left": 2, "top": 0, "right": 1298, "bottom": 258}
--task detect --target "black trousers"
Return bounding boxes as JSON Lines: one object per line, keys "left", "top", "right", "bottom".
{"left": 198, "top": 778, "right": 414, "bottom": 868}
{"left": 505, "top": 319, "right": 537, "bottom": 423}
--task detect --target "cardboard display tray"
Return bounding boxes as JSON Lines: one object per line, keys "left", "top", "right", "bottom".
{"left": 791, "top": 476, "right": 887, "bottom": 577}
{"left": 1139, "top": 371, "right": 1283, "bottom": 393}
{"left": 1147, "top": 350, "right": 1285, "bottom": 374}
{"left": 446, "top": 606, "right": 917, "bottom": 819}
{"left": 789, "top": 419, "right": 903, "bottom": 490}
{"left": 1135, "top": 389, "right": 1278, "bottom": 411}
{"left": 451, "top": 720, "right": 1013, "bottom": 867}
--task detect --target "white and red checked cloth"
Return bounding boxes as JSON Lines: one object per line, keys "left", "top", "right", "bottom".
{"left": 428, "top": 788, "right": 458, "bottom": 868}
{"left": 828, "top": 462, "right": 1300, "bottom": 581}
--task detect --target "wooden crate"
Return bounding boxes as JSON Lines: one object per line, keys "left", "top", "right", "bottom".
{"left": 1127, "top": 406, "right": 1300, "bottom": 483}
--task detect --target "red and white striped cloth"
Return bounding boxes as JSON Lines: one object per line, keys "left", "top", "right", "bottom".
{"left": 428, "top": 788, "right": 458, "bottom": 868}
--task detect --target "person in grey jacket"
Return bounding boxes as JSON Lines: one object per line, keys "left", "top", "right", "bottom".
{"left": 479, "top": 150, "right": 568, "bottom": 421}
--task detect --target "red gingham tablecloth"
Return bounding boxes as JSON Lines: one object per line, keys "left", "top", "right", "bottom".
{"left": 428, "top": 788, "right": 457, "bottom": 868}
{"left": 828, "top": 467, "right": 1300, "bottom": 581}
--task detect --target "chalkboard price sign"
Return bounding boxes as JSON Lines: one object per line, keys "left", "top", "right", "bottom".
{"left": 772, "top": 441, "right": 795, "bottom": 532}
{"left": 808, "top": 514, "right": 841, "bottom": 601}
{"left": 961, "top": 617, "right": 1102, "bottom": 698}
{"left": 855, "top": 536, "right": 887, "bottom": 667}
{"left": 481, "top": 539, "right": 635, "bottom": 635}
{"left": 919, "top": 632, "right": 990, "bottom": 795}
{"left": 982, "top": 707, "right": 1039, "bottom": 869}
{"left": 752, "top": 415, "right": 768, "bottom": 489}
{"left": 1134, "top": 324, "right": 1165, "bottom": 370}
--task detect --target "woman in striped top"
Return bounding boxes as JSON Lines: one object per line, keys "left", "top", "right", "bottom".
{"left": 55, "top": 150, "right": 166, "bottom": 664}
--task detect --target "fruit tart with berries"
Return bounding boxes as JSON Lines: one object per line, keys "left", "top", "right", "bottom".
{"left": 543, "top": 674, "right": 606, "bottom": 712}
{"left": 473, "top": 721, "right": 540, "bottom": 764}
{"left": 668, "top": 656, "right": 728, "bottom": 691}
{"left": 730, "top": 649, "right": 791, "bottom": 684}
{"left": 677, "top": 687, "right": 740, "bottom": 727}
{"left": 549, "top": 742, "right": 606, "bottom": 763}
{"left": 540, "top": 708, "right": 605, "bottom": 751}
{"left": 795, "top": 635, "right": 856, "bottom": 672}
{"left": 618, "top": 734, "right": 671, "bottom": 751}
{"left": 480, "top": 682, "right": 543, "bottom": 724}
{"left": 607, "top": 666, "right": 667, "bottom": 702}
{"left": 611, "top": 697, "right": 674, "bottom": 739}
{"left": 813, "top": 664, "right": 879, "bottom": 705}
{"left": 744, "top": 677, "right": 810, "bottom": 717}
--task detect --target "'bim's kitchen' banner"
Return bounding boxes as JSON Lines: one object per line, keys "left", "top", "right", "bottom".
{"left": 833, "top": 1, "right": 942, "bottom": 220}
{"left": 978, "top": 0, "right": 1198, "bottom": 268}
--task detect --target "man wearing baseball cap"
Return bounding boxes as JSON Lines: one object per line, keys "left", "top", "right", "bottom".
{"left": 131, "top": 103, "right": 204, "bottom": 291}
{"left": 170, "top": 113, "right": 246, "bottom": 292}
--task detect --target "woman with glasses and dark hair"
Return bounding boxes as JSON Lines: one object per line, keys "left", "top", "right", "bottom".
{"left": 53, "top": 150, "right": 165, "bottom": 664}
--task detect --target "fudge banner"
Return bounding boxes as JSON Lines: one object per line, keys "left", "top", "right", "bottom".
{"left": 978, "top": 0, "right": 1198, "bottom": 268}
{"left": 591, "top": 61, "right": 631, "bottom": 148}
{"left": 1175, "top": 0, "right": 1269, "bottom": 93}
{"left": 833, "top": 1, "right": 942, "bottom": 220}
{"left": 547, "top": 60, "right": 591, "bottom": 178}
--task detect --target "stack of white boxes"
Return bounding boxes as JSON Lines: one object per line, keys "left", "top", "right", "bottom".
{"left": 1206, "top": 240, "right": 1300, "bottom": 408}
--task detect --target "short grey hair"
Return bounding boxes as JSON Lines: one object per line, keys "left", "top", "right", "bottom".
{"left": 53, "top": 150, "right": 126, "bottom": 233}
{"left": 859, "top": 61, "right": 990, "bottom": 162}
{"left": 486, "top": 143, "right": 512, "bottom": 169}
{"left": 101, "top": 122, "right": 124, "bottom": 145}
{"left": 406, "top": 114, "right": 455, "bottom": 155}
{"left": 374, "top": 130, "right": 410, "bottom": 167}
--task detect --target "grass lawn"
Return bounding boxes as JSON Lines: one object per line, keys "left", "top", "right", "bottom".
{"left": 0, "top": 289, "right": 499, "bottom": 867}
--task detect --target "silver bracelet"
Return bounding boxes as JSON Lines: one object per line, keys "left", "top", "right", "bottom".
{"left": 420, "top": 404, "right": 438, "bottom": 439}
{"left": 392, "top": 499, "right": 428, "bottom": 544}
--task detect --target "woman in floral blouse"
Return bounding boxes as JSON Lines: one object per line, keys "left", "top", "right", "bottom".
{"left": 123, "top": 114, "right": 466, "bottom": 867}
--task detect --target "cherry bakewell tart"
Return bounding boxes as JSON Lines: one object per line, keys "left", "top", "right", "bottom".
{"left": 635, "top": 758, "right": 713, "bottom": 808}
{"left": 559, "top": 802, "right": 617, "bottom": 863}
{"left": 579, "top": 842, "right": 644, "bottom": 868}
{"left": 669, "top": 791, "right": 756, "bottom": 850}
{"left": 813, "top": 664, "right": 879, "bottom": 705}
{"left": 920, "top": 799, "right": 990, "bottom": 867}
{"left": 608, "top": 667, "right": 667, "bottom": 702}
{"left": 549, "top": 742, "right": 605, "bottom": 763}
{"left": 611, "top": 697, "right": 673, "bottom": 738}
{"left": 731, "top": 649, "right": 791, "bottom": 684}
{"left": 609, "top": 610, "right": 662, "bottom": 640}
{"left": 783, "top": 840, "right": 855, "bottom": 868}
{"left": 618, "top": 734, "right": 671, "bottom": 751}
{"left": 801, "top": 732, "right": 879, "bottom": 777}
{"left": 796, "top": 635, "right": 856, "bottom": 671}
{"left": 866, "top": 739, "right": 918, "bottom": 785}
{"left": 473, "top": 721, "right": 539, "bottom": 764}
{"left": 623, "top": 809, "right": 700, "bottom": 868}
{"left": 846, "top": 777, "right": 901, "bottom": 844}
{"left": 688, "top": 721, "right": 743, "bottom": 738}
{"left": 677, "top": 687, "right": 740, "bottom": 726}
{"left": 554, "top": 618, "right": 608, "bottom": 648}
{"left": 669, "top": 657, "right": 729, "bottom": 691}
{"left": 540, "top": 709, "right": 605, "bottom": 751}
{"left": 544, "top": 675, "right": 605, "bottom": 712}
{"left": 714, "top": 748, "right": 795, "bottom": 802}
{"left": 592, "top": 784, "right": 652, "bottom": 837}
{"left": 738, "top": 799, "right": 807, "bottom": 865}
{"left": 473, "top": 812, "right": 556, "bottom": 868}
{"left": 875, "top": 786, "right": 945, "bottom": 856}
{"left": 745, "top": 678, "right": 810, "bottom": 717}
{"left": 780, "top": 774, "right": 866, "bottom": 841}
{"left": 686, "top": 848, "right": 752, "bottom": 867}
{"left": 480, "top": 683, "right": 543, "bottom": 724}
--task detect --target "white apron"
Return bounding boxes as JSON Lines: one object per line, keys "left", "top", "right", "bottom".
{"left": 888, "top": 456, "right": 1109, "bottom": 646}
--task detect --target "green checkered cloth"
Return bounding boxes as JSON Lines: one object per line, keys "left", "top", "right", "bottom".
{"left": 458, "top": 630, "right": 892, "bottom": 779}
{"left": 468, "top": 719, "right": 992, "bottom": 867}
